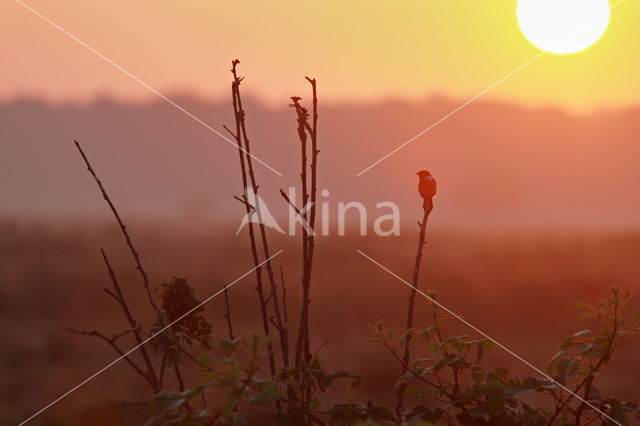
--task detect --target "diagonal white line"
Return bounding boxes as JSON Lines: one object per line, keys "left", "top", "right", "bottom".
{"left": 356, "top": 0, "right": 628, "bottom": 177}
{"left": 17, "top": 249, "right": 283, "bottom": 426}
{"left": 356, "top": 51, "right": 545, "bottom": 176}
{"left": 356, "top": 249, "right": 622, "bottom": 426}
{"left": 14, "top": 0, "right": 283, "bottom": 177}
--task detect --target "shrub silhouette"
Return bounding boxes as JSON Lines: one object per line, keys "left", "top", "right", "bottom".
{"left": 68, "top": 62, "right": 639, "bottom": 426}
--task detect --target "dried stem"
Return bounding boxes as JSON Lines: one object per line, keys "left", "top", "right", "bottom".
{"left": 227, "top": 60, "right": 278, "bottom": 381}
{"left": 74, "top": 140, "right": 157, "bottom": 311}
{"left": 305, "top": 78, "right": 319, "bottom": 368}
{"left": 286, "top": 79, "right": 319, "bottom": 416}
{"left": 230, "top": 61, "right": 289, "bottom": 372}
{"left": 396, "top": 208, "right": 431, "bottom": 421}
{"left": 66, "top": 327, "right": 153, "bottom": 389}
{"left": 99, "top": 249, "right": 159, "bottom": 390}
{"left": 279, "top": 266, "right": 289, "bottom": 342}
{"left": 81, "top": 400, "right": 147, "bottom": 425}
{"left": 173, "top": 363, "right": 193, "bottom": 413}
{"left": 223, "top": 285, "right": 235, "bottom": 341}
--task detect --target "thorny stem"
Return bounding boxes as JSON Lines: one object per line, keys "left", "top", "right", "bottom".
{"left": 223, "top": 285, "right": 235, "bottom": 341}
{"left": 288, "top": 81, "right": 319, "bottom": 416}
{"left": 173, "top": 364, "right": 193, "bottom": 412}
{"left": 304, "top": 77, "right": 319, "bottom": 367}
{"left": 81, "top": 401, "right": 147, "bottom": 424}
{"left": 291, "top": 96, "right": 310, "bottom": 381}
{"left": 66, "top": 327, "right": 153, "bottom": 389}
{"left": 396, "top": 208, "right": 431, "bottom": 421}
{"left": 227, "top": 60, "right": 277, "bottom": 380}
{"left": 74, "top": 140, "right": 158, "bottom": 311}
{"left": 100, "top": 249, "right": 159, "bottom": 390}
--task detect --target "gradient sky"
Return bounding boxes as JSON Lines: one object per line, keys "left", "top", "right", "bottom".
{"left": 1, "top": 0, "right": 638, "bottom": 110}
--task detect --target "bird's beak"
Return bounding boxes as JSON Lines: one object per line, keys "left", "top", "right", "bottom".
{"left": 415, "top": 172, "right": 420, "bottom": 175}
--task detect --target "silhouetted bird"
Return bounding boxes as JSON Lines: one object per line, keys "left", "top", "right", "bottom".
{"left": 416, "top": 170, "right": 437, "bottom": 213}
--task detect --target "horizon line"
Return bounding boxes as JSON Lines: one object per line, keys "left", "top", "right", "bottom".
{"left": 0, "top": 91, "right": 636, "bottom": 115}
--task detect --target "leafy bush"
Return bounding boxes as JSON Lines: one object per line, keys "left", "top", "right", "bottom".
{"left": 69, "top": 62, "right": 639, "bottom": 426}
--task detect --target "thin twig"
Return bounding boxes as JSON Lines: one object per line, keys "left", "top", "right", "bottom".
{"left": 304, "top": 78, "right": 319, "bottom": 369}
{"left": 396, "top": 209, "right": 431, "bottom": 421}
{"left": 227, "top": 60, "right": 278, "bottom": 380}
{"left": 100, "top": 249, "right": 159, "bottom": 390}
{"left": 81, "top": 400, "right": 147, "bottom": 425}
{"left": 288, "top": 80, "right": 319, "bottom": 417}
{"left": 66, "top": 328, "right": 152, "bottom": 388}
{"left": 223, "top": 284, "right": 235, "bottom": 340}
{"left": 74, "top": 140, "right": 157, "bottom": 311}
{"left": 231, "top": 61, "right": 289, "bottom": 373}
{"left": 280, "top": 266, "right": 289, "bottom": 342}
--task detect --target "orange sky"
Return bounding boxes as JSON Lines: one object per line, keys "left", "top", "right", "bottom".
{"left": 1, "top": 0, "right": 638, "bottom": 111}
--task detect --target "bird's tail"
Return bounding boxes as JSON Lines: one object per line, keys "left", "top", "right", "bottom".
{"left": 423, "top": 198, "right": 433, "bottom": 213}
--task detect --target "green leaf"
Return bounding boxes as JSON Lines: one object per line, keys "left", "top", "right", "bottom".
{"left": 328, "top": 403, "right": 365, "bottom": 423}
{"left": 197, "top": 354, "right": 216, "bottom": 366}
{"left": 308, "top": 397, "right": 322, "bottom": 412}
{"left": 476, "top": 341, "right": 485, "bottom": 363}
{"left": 232, "top": 413, "right": 247, "bottom": 426}
{"left": 551, "top": 348, "right": 568, "bottom": 363}
{"left": 612, "top": 399, "right": 630, "bottom": 426}
{"left": 399, "top": 328, "right": 417, "bottom": 345}
{"left": 221, "top": 338, "right": 239, "bottom": 351}
{"left": 582, "top": 343, "right": 609, "bottom": 358}
{"left": 404, "top": 384, "right": 430, "bottom": 399}
{"left": 367, "top": 406, "right": 395, "bottom": 421}
{"left": 427, "top": 343, "right": 440, "bottom": 352}
{"left": 249, "top": 384, "right": 281, "bottom": 406}
{"left": 434, "top": 354, "right": 456, "bottom": 371}
{"left": 472, "top": 368, "right": 485, "bottom": 385}
{"left": 153, "top": 391, "right": 186, "bottom": 413}
{"left": 554, "top": 358, "right": 579, "bottom": 384}
{"left": 467, "top": 406, "right": 488, "bottom": 420}
{"left": 406, "top": 404, "right": 443, "bottom": 423}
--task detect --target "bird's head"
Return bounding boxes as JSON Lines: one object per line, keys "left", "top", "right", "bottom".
{"left": 415, "top": 170, "right": 432, "bottom": 179}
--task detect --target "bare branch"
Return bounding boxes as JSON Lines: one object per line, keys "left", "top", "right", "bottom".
{"left": 74, "top": 140, "right": 157, "bottom": 311}
{"left": 66, "top": 327, "right": 151, "bottom": 387}
{"left": 223, "top": 284, "right": 235, "bottom": 341}
{"left": 100, "top": 248, "right": 159, "bottom": 390}
{"left": 396, "top": 206, "right": 432, "bottom": 420}
{"left": 227, "top": 60, "right": 278, "bottom": 381}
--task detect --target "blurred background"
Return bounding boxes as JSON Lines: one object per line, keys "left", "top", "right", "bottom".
{"left": 1, "top": 0, "right": 639, "bottom": 424}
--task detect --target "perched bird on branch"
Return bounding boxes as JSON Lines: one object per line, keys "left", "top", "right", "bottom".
{"left": 416, "top": 170, "right": 437, "bottom": 213}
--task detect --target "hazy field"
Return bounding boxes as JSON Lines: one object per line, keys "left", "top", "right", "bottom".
{"left": 2, "top": 220, "right": 639, "bottom": 425}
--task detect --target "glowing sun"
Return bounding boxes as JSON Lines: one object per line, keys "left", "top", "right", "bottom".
{"left": 517, "top": 0, "right": 610, "bottom": 54}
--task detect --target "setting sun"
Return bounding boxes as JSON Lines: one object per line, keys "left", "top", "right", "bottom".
{"left": 517, "top": 0, "right": 610, "bottom": 54}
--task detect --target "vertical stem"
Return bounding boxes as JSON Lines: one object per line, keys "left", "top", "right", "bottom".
{"left": 288, "top": 78, "right": 319, "bottom": 418}
{"left": 174, "top": 363, "right": 193, "bottom": 412}
{"left": 227, "top": 63, "right": 277, "bottom": 379}
{"left": 304, "top": 77, "right": 319, "bottom": 366}
{"left": 288, "top": 99, "right": 310, "bottom": 410}
{"left": 223, "top": 285, "right": 235, "bottom": 341}
{"left": 232, "top": 60, "right": 289, "bottom": 367}
{"left": 230, "top": 61, "right": 288, "bottom": 378}
{"left": 396, "top": 209, "right": 430, "bottom": 421}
